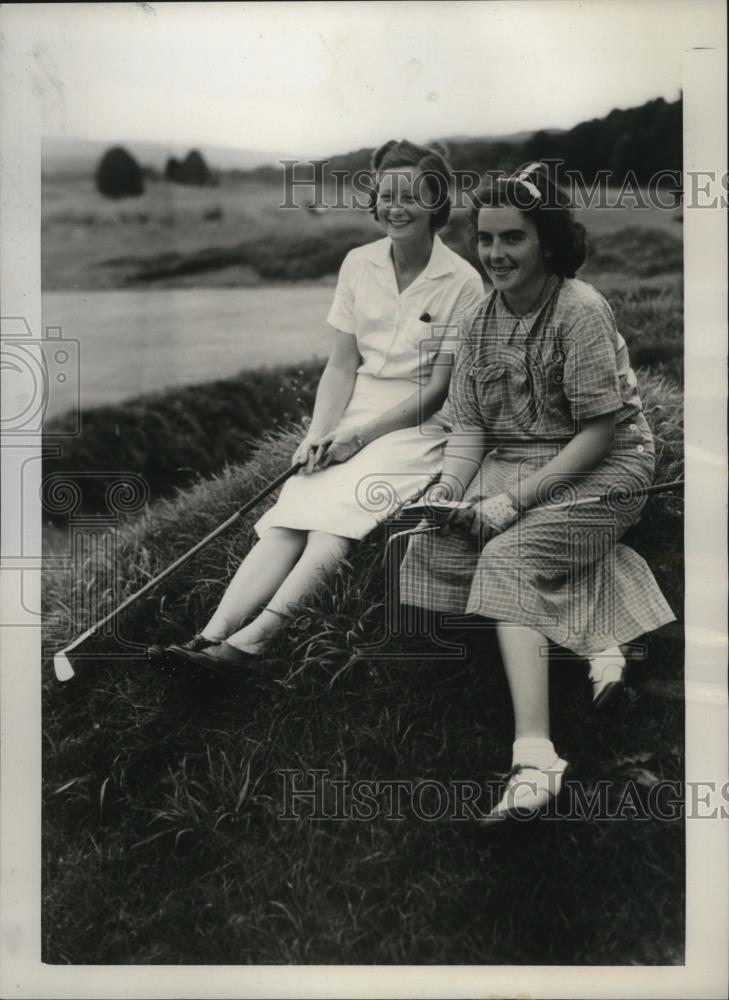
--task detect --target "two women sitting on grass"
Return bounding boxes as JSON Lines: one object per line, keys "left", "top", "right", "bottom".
{"left": 149, "top": 152, "right": 674, "bottom": 824}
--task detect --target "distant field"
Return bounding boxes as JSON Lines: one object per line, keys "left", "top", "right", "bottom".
{"left": 42, "top": 173, "right": 683, "bottom": 291}
{"left": 42, "top": 175, "right": 375, "bottom": 290}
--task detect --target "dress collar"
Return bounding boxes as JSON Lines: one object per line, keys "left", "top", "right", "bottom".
{"left": 361, "top": 233, "right": 455, "bottom": 279}
{"left": 497, "top": 273, "right": 562, "bottom": 320}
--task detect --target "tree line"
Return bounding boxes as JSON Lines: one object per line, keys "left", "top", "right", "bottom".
{"left": 94, "top": 95, "right": 681, "bottom": 198}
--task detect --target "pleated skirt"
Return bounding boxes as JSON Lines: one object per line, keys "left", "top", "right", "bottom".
{"left": 399, "top": 418, "right": 676, "bottom": 656}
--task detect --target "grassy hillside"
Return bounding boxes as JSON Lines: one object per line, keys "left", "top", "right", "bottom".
{"left": 42, "top": 361, "right": 684, "bottom": 963}
{"left": 43, "top": 362, "right": 322, "bottom": 522}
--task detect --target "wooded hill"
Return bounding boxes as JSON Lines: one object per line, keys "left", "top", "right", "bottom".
{"left": 248, "top": 96, "right": 681, "bottom": 185}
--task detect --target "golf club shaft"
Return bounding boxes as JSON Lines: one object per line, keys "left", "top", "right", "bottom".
{"left": 536, "top": 478, "right": 684, "bottom": 513}
{"left": 385, "top": 478, "right": 684, "bottom": 562}
{"left": 77, "top": 461, "right": 304, "bottom": 642}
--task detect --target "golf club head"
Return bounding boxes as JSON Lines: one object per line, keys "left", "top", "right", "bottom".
{"left": 381, "top": 524, "right": 438, "bottom": 567}
{"left": 53, "top": 651, "right": 75, "bottom": 682}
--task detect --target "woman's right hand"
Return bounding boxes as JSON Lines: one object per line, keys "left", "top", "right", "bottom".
{"left": 292, "top": 434, "right": 316, "bottom": 470}
{"left": 436, "top": 503, "right": 475, "bottom": 537}
{"left": 292, "top": 433, "right": 330, "bottom": 473}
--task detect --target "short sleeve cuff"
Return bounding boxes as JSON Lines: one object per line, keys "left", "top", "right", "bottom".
{"left": 325, "top": 304, "right": 355, "bottom": 334}
{"left": 571, "top": 392, "right": 623, "bottom": 421}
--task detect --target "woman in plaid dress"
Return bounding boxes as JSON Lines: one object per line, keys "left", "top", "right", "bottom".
{"left": 399, "top": 163, "right": 675, "bottom": 824}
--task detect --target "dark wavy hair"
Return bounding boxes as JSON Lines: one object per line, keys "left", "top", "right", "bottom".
{"left": 468, "top": 162, "right": 586, "bottom": 277}
{"left": 369, "top": 139, "right": 452, "bottom": 230}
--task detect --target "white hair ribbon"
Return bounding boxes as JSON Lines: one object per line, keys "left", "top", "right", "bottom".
{"left": 514, "top": 162, "right": 543, "bottom": 201}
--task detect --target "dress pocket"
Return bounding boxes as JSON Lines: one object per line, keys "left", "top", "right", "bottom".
{"left": 406, "top": 319, "right": 444, "bottom": 367}
{"left": 469, "top": 363, "right": 507, "bottom": 382}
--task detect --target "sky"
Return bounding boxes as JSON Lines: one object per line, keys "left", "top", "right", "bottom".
{"left": 6, "top": 0, "right": 724, "bottom": 157}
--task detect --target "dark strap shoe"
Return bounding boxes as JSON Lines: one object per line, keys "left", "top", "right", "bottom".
{"left": 148, "top": 634, "right": 220, "bottom": 679}
{"left": 166, "top": 640, "right": 261, "bottom": 681}
{"left": 166, "top": 634, "right": 221, "bottom": 656}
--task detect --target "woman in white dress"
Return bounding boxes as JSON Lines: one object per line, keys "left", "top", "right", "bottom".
{"left": 154, "top": 139, "right": 484, "bottom": 677}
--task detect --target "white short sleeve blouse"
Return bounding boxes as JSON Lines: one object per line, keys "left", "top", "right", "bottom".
{"left": 326, "top": 234, "right": 484, "bottom": 385}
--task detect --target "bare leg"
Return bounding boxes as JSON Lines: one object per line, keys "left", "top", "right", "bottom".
{"left": 485, "top": 622, "right": 565, "bottom": 820}
{"left": 495, "top": 622, "right": 550, "bottom": 740}
{"left": 202, "top": 527, "right": 307, "bottom": 640}
{"left": 225, "top": 529, "right": 352, "bottom": 652}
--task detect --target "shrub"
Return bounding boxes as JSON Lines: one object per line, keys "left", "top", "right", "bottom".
{"left": 164, "top": 156, "right": 182, "bottom": 182}
{"left": 95, "top": 147, "right": 145, "bottom": 199}
{"left": 165, "top": 150, "right": 214, "bottom": 186}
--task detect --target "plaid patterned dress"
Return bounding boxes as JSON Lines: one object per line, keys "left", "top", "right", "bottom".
{"left": 400, "top": 275, "right": 675, "bottom": 656}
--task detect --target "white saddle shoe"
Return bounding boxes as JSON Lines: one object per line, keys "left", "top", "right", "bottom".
{"left": 588, "top": 646, "right": 627, "bottom": 711}
{"left": 479, "top": 757, "right": 569, "bottom": 826}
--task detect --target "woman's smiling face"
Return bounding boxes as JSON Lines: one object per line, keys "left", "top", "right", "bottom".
{"left": 375, "top": 167, "right": 434, "bottom": 246}
{"left": 476, "top": 206, "right": 549, "bottom": 306}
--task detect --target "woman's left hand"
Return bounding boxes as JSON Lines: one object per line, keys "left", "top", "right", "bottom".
{"left": 469, "top": 492, "right": 520, "bottom": 537}
{"left": 315, "top": 427, "right": 365, "bottom": 469}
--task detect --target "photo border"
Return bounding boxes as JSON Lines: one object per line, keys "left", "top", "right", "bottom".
{"left": 1, "top": 3, "right": 726, "bottom": 997}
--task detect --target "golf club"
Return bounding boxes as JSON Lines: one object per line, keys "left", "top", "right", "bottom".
{"left": 53, "top": 461, "right": 305, "bottom": 682}
{"left": 382, "top": 477, "right": 685, "bottom": 565}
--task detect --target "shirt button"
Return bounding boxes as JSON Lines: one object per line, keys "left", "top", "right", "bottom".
{"left": 636, "top": 444, "right": 645, "bottom": 452}
{"left": 629, "top": 423, "right": 637, "bottom": 431}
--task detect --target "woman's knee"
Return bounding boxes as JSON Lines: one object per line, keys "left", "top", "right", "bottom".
{"left": 306, "top": 530, "right": 352, "bottom": 557}
{"left": 262, "top": 526, "right": 307, "bottom": 550}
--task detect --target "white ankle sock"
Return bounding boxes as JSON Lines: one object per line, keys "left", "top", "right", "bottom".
{"left": 512, "top": 737, "right": 558, "bottom": 771}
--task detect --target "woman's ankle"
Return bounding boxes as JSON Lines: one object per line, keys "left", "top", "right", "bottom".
{"left": 224, "top": 606, "right": 295, "bottom": 653}
{"left": 511, "top": 736, "right": 559, "bottom": 770}
{"left": 225, "top": 637, "right": 265, "bottom": 655}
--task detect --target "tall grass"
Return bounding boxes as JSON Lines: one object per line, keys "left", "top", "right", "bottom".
{"left": 609, "top": 284, "right": 683, "bottom": 382}
{"left": 43, "top": 362, "right": 322, "bottom": 521}
{"left": 42, "top": 364, "right": 684, "bottom": 964}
